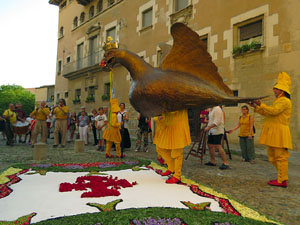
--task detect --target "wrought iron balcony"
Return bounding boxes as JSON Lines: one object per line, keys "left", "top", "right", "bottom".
{"left": 63, "top": 50, "right": 104, "bottom": 79}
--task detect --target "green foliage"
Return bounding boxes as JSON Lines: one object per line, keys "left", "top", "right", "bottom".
{"left": 232, "top": 46, "right": 241, "bottom": 55}
{"left": 250, "top": 41, "right": 262, "bottom": 50}
{"left": 102, "top": 94, "right": 109, "bottom": 101}
{"left": 241, "top": 44, "right": 250, "bottom": 53}
{"left": 87, "top": 199, "right": 123, "bottom": 212}
{"left": 85, "top": 95, "right": 95, "bottom": 103}
{"left": 33, "top": 207, "right": 277, "bottom": 225}
{"left": 0, "top": 85, "right": 35, "bottom": 116}
{"left": 73, "top": 98, "right": 81, "bottom": 104}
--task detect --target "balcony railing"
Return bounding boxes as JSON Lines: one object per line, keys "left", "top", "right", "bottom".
{"left": 63, "top": 50, "right": 104, "bottom": 75}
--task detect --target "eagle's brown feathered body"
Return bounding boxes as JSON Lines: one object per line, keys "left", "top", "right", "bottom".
{"left": 102, "top": 23, "right": 265, "bottom": 117}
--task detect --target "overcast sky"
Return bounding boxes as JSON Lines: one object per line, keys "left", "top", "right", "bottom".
{"left": 0, "top": 0, "right": 58, "bottom": 88}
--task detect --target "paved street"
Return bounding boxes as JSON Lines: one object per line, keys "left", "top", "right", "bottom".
{"left": 0, "top": 135, "right": 299, "bottom": 225}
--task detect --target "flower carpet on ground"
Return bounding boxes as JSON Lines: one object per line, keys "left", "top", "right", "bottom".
{"left": 0, "top": 160, "right": 281, "bottom": 225}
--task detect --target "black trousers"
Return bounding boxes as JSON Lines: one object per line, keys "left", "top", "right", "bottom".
{"left": 92, "top": 125, "right": 97, "bottom": 145}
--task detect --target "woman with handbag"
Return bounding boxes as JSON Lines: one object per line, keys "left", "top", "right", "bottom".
{"left": 229, "top": 105, "right": 255, "bottom": 164}
{"left": 117, "top": 103, "right": 131, "bottom": 149}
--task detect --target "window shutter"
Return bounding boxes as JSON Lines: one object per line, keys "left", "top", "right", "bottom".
{"left": 240, "top": 20, "right": 262, "bottom": 41}
{"left": 142, "top": 8, "right": 152, "bottom": 28}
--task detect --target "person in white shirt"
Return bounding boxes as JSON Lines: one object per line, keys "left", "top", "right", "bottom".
{"left": 95, "top": 107, "right": 108, "bottom": 151}
{"left": 204, "top": 106, "right": 229, "bottom": 170}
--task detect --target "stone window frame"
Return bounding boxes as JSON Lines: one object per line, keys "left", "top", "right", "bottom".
{"left": 89, "top": 5, "right": 95, "bottom": 19}
{"left": 195, "top": 26, "right": 217, "bottom": 60}
{"left": 173, "top": 0, "right": 190, "bottom": 13}
{"left": 80, "top": 12, "right": 85, "bottom": 24}
{"left": 75, "top": 88, "right": 81, "bottom": 100}
{"left": 104, "top": 83, "right": 110, "bottom": 98}
{"left": 73, "top": 16, "right": 78, "bottom": 29}
{"left": 104, "top": 20, "right": 119, "bottom": 43}
{"left": 106, "top": 26, "right": 116, "bottom": 42}
{"left": 66, "top": 56, "right": 71, "bottom": 63}
{"left": 141, "top": 7, "right": 153, "bottom": 29}
{"left": 226, "top": 90, "right": 239, "bottom": 107}
{"left": 88, "top": 86, "right": 95, "bottom": 98}
{"left": 56, "top": 93, "right": 60, "bottom": 102}
{"left": 233, "top": 15, "right": 264, "bottom": 48}
{"left": 97, "top": 0, "right": 103, "bottom": 13}
{"left": 64, "top": 91, "right": 69, "bottom": 99}
{"left": 57, "top": 60, "right": 62, "bottom": 75}
{"left": 136, "top": 0, "right": 158, "bottom": 34}
{"left": 59, "top": 26, "right": 64, "bottom": 38}
{"left": 108, "top": 0, "right": 115, "bottom": 7}
{"left": 199, "top": 34, "right": 208, "bottom": 50}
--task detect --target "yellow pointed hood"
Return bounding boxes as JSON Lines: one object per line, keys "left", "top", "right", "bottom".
{"left": 111, "top": 98, "right": 120, "bottom": 113}
{"left": 273, "top": 72, "right": 291, "bottom": 95}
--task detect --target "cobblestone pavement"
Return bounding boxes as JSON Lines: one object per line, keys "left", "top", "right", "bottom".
{"left": 0, "top": 135, "right": 299, "bottom": 225}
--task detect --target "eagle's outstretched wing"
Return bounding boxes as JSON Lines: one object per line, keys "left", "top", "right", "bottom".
{"left": 161, "top": 23, "right": 233, "bottom": 96}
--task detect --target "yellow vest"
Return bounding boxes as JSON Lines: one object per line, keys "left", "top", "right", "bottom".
{"left": 255, "top": 96, "right": 292, "bottom": 149}
{"left": 31, "top": 108, "right": 50, "bottom": 120}
{"left": 239, "top": 114, "right": 254, "bottom": 137}
{"left": 3, "top": 109, "right": 17, "bottom": 124}
{"left": 53, "top": 106, "right": 69, "bottom": 119}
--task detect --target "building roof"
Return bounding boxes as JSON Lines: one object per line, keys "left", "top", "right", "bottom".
{"left": 48, "top": 0, "right": 63, "bottom": 6}
{"left": 49, "top": 0, "right": 94, "bottom": 6}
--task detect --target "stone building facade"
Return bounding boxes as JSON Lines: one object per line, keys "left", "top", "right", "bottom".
{"left": 49, "top": 0, "right": 300, "bottom": 150}
{"left": 27, "top": 85, "right": 55, "bottom": 107}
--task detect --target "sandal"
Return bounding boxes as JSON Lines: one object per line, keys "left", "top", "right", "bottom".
{"left": 219, "top": 163, "right": 229, "bottom": 170}
{"left": 249, "top": 160, "right": 255, "bottom": 164}
{"left": 204, "top": 162, "right": 217, "bottom": 166}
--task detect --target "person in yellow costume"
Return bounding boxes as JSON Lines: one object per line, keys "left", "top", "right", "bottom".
{"left": 30, "top": 101, "right": 50, "bottom": 145}
{"left": 250, "top": 72, "right": 292, "bottom": 188}
{"left": 52, "top": 99, "right": 69, "bottom": 148}
{"left": 103, "top": 98, "right": 123, "bottom": 158}
{"left": 3, "top": 104, "right": 17, "bottom": 146}
{"left": 153, "top": 116, "right": 166, "bottom": 165}
{"left": 155, "top": 109, "right": 191, "bottom": 184}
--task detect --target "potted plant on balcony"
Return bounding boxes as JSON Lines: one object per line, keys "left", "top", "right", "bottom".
{"left": 241, "top": 44, "right": 250, "bottom": 53}
{"left": 250, "top": 41, "right": 262, "bottom": 51}
{"left": 232, "top": 46, "right": 242, "bottom": 56}
{"left": 85, "top": 95, "right": 95, "bottom": 103}
{"left": 101, "top": 94, "right": 109, "bottom": 101}
{"left": 73, "top": 98, "right": 81, "bottom": 104}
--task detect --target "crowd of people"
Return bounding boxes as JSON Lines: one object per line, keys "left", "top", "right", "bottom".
{"left": 0, "top": 99, "right": 145, "bottom": 153}
{"left": 0, "top": 72, "right": 292, "bottom": 187}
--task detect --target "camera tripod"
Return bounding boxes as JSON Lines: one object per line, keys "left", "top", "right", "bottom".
{"left": 185, "top": 128, "right": 232, "bottom": 164}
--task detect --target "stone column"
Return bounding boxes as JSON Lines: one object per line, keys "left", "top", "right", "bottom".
{"left": 33, "top": 143, "right": 47, "bottom": 160}
{"left": 75, "top": 139, "right": 85, "bottom": 153}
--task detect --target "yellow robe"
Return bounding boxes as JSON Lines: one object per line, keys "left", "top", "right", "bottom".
{"left": 103, "top": 113, "right": 121, "bottom": 144}
{"left": 153, "top": 116, "right": 165, "bottom": 145}
{"left": 156, "top": 110, "right": 191, "bottom": 150}
{"left": 255, "top": 96, "right": 292, "bottom": 149}
{"left": 156, "top": 110, "right": 191, "bottom": 180}
{"left": 153, "top": 116, "right": 165, "bottom": 160}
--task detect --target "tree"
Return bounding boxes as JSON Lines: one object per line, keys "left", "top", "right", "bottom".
{"left": 0, "top": 85, "right": 35, "bottom": 116}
